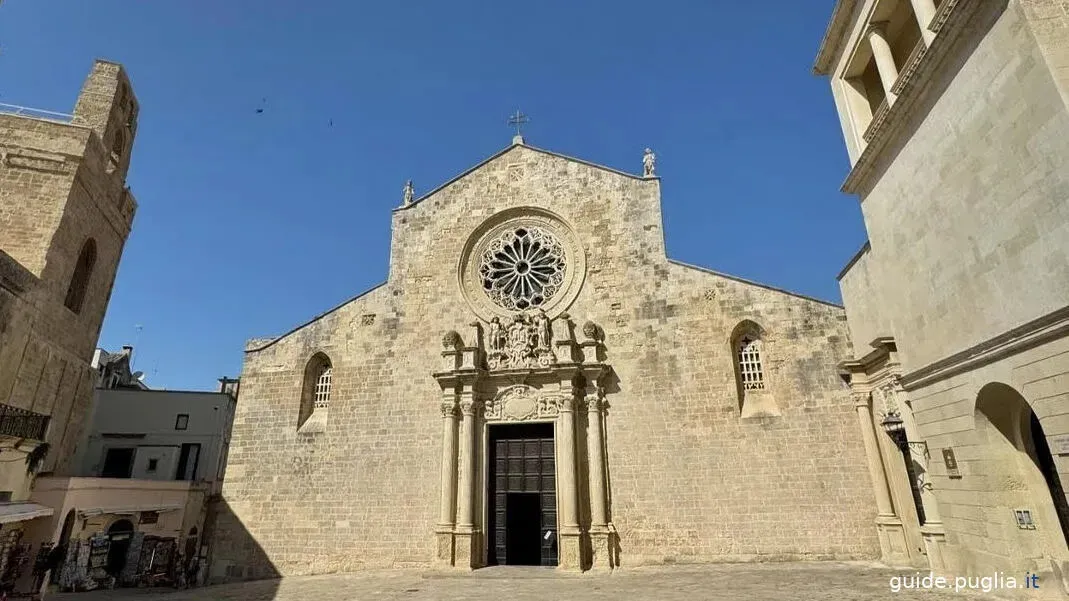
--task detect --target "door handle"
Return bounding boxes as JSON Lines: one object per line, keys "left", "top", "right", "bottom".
{"left": 544, "top": 530, "right": 554, "bottom": 541}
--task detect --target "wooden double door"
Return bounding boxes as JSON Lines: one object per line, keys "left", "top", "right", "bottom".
{"left": 488, "top": 422, "right": 557, "bottom": 566}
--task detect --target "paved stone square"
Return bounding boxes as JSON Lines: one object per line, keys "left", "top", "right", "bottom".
{"left": 50, "top": 562, "right": 1006, "bottom": 601}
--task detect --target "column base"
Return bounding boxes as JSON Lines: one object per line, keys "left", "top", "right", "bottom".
{"left": 557, "top": 529, "right": 582, "bottom": 571}
{"left": 434, "top": 528, "right": 455, "bottom": 567}
{"left": 447, "top": 528, "right": 482, "bottom": 569}
{"left": 875, "top": 514, "right": 911, "bottom": 566}
{"left": 588, "top": 524, "right": 617, "bottom": 571}
{"left": 920, "top": 522, "right": 947, "bottom": 571}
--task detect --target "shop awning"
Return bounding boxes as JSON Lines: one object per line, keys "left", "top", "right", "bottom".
{"left": 0, "top": 502, "right": 54, "bottom": 525}
{"left": 77, "top": 504, "right": 183, "bottom": 518}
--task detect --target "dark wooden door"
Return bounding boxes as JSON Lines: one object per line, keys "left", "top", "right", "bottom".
{"left": 488, "top": 423, "right": 557, "bottom": 566}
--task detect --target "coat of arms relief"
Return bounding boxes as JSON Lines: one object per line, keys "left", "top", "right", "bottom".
{"left": 485, "top": 309, "right": 557, "bottom": 370}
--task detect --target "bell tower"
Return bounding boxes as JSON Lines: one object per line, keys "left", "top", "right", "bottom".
{"left": 74, "top": 60, "right": 139, "bottom": 180}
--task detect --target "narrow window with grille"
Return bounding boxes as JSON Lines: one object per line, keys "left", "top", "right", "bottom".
{"left": 737, "top": 336, "right": 765, "bottom": 391}
{"left": 313, "top": 365, "right": 332, "bottom": 409}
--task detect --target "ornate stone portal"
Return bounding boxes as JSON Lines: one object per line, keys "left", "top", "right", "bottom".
{"left": 433, "top": 311, "right": 616, "bottom": 571}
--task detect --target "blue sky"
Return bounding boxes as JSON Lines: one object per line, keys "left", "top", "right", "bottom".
{"left": 0, "top": 0, "right": 864, "bottom": 391}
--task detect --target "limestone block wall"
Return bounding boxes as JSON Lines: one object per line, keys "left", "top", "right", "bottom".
{"left": 910, "top": 334, "right": 1069, "bottom": 576}
{"left": 214, "top": 145, "right": 879, "bottom": 579}
{"left": 839, "top": 1, "right": 1069, "bottom": 374}
{"left": 837, "top": 246, "right": 897, "bottom": 359}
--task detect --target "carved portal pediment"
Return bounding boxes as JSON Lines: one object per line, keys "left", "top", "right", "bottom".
{"left": 433, "top": 312, "right": 604, "bottom": 379}
{"left": 485, "top": 385, "right": 565, "bottom": 422}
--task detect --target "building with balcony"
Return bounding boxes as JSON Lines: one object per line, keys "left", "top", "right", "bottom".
{"left": 21, "top": 348, "right": 238, "bottom": 591}
{"left": 815, "top": 0, "right": 1069, "bottom": 588}
{"left": 0, "top": 59, "right": 140, "bottom": 592}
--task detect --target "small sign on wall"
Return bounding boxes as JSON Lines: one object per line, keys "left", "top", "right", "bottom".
{"left": 942, "top": 448, "right": 962, "bottom": 478}
{"left": 1049, "top": 434, "right": 1069, "bottom": 456}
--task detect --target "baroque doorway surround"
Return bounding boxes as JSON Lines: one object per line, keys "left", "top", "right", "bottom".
{"left": 433, "top": 312, "right": 616, "bottom": 571}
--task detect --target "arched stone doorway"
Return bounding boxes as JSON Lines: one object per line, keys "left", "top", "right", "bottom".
{"left": 975, "top": 382, "right": 1069, "bottom": 555}
{"left": 49, "top": 509, "right": 77, "bottom": 585}
{"left": 106, "top": 519, "right": 135, "bottom": 578}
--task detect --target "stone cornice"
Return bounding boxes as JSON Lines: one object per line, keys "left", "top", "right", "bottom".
{"left": 841, "top": 0, "right": 983, "bottom": 197}
{"left": 839, "top": 336, "right": 899, "bottom": 378}
{"left": 813, "top": 0, "right": 860, "bottom": 75}
{"left": 836, "top": 240, "right": 870, "bottom": 281}
{"left": 900, "top": 304, "right": 1069, "bottom": 391}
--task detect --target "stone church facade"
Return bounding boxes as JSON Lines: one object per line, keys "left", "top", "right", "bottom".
{"left": 211, "top": 138, "right": 881, "bottom": 578}
{"left": 815, "top": 0, "right": 1069, "bottom": 591}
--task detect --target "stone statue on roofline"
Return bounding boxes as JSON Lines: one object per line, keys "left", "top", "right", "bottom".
{"left": 642, "top": 148, "right": 656, "bottom": 177}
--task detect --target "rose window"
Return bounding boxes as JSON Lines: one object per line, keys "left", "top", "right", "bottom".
{"left": 479, "top": 226, "right": 567, "bottom": 311}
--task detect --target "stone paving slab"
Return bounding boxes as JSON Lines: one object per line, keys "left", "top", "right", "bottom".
{"left": 49, "top": 562, "right": 1005, "bottom": 601}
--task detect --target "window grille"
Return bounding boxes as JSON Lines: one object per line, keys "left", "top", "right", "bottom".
{"left": 314, "top": 365, "right": 332, "bottom": 409}
{"left": 737, "top": 336, "right": 765, "bottom": 391}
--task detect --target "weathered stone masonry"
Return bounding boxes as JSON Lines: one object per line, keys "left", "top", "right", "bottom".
{"left": 211, "top": 141, "right": 880, "bottom": 579}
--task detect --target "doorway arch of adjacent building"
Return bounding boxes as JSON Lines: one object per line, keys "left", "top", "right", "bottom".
{"left": 974, "top": 382, "right": 1069, "bottom": 556}
{"left": 105, "top": 519, "right": 136, "bottom": 578}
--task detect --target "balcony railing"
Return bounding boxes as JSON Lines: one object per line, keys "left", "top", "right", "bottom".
{"left": 0, "top": 103, "right": 86, "bottom": 126}
{"left": 891, "top": 40, "right": 929, "bottom": 96}
{"left": 0, "top": 404, "right": 50, "bottom": 441}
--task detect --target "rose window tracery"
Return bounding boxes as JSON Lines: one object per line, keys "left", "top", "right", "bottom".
{"left": 478, "top": 226, "right": 566, "bottom": 311}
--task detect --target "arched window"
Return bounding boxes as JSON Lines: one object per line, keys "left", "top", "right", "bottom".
{"left": 111, "top": 129, "right": 126, "bottom": 158}
{"left": 64, "top": 239, "right": 97, "bottom": 314}
{"left": 299, "top": 353, "right": 332, "bottom": 430}
{"left": 731, "top": 320, "right": 777, "bottom": 417}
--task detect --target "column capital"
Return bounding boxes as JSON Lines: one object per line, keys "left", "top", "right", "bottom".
{"left": 584, "top": 390, "right": 606, "bottom": 413}
{"left": 459, "top": 398, "right": 481, "bottom": 416}
{"left": 440, "top": 401, "right": 458, "bottom": 419}
{"left": 865, "top": 20, "right": 891, "bottom": 37}
{"left": 852, "top": 391, "right": 872, "bottom": 408}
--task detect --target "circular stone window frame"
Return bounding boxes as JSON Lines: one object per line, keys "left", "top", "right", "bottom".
{"left": 458, "top": 207, "right": 586, "bottom": 323}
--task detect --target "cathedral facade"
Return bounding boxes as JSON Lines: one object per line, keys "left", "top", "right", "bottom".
{"left": 210, "top": 139, "right": 879, "bottom": 578}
